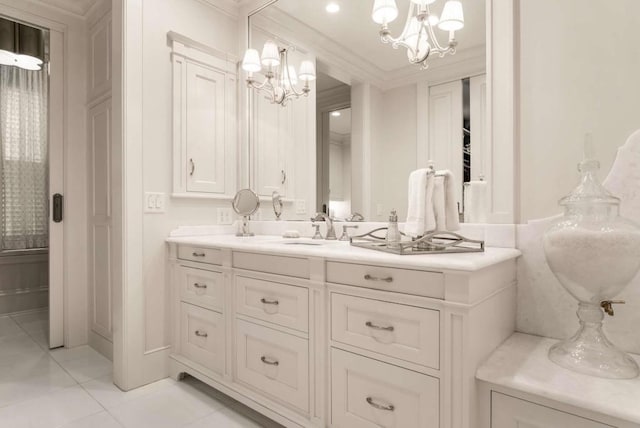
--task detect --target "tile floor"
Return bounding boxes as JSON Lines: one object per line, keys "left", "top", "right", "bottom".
{"left": 0, "top": 310, "right": 283, "bottom": 428}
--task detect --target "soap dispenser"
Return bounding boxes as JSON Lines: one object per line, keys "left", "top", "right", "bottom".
{"left": 386, "top": 209, "right": 401, "bottom": 249}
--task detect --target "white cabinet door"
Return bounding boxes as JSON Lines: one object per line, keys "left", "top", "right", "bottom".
{"left": 185, "top": 62, "right": 226, "bottom": 194}
{"left": 171, "top": 34, "right": 236, "bottom": 199}
{"left": 428, "top": 80, "right": 463, "bottom": 208}
{"left": 253, "top": 95, "right": 292, "bottom": 197}
{"left": 491, "top": 392, "right": 613, "bottom": 428}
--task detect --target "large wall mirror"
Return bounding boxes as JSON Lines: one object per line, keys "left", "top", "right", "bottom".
{"left": 245, "top": 0, "right": 509, "bottom": 223}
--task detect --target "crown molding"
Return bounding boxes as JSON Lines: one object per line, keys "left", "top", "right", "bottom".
{"left": 16, "top": 0, "right": 102, "bottom": 19}
{"left": 197, "top": 0, "right": 242, "bottom": 19}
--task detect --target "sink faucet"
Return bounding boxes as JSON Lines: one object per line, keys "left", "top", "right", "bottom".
{"left": 311, "top": 212, "right": 337, "bottom": 240}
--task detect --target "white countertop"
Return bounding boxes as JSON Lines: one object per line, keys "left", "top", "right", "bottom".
{"left": 166, "top": 234, "right": 520, "bottom": 272}
{"left": 476, "top": 332, "right": 640, "bottom": 424}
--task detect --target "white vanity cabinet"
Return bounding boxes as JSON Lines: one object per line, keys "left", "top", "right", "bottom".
{"left": 167, "top": 238, "right": 519, "bottom": 428}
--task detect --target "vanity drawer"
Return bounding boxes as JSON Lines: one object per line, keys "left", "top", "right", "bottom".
{"left": 233, "top": 252, "right": 310, "bottom": 279}
{"left": 331, "top": 293, "right": 440, "bottom": 369}
{"left": 179, "top": 266, "right": 224, "bottom": 311}
{"left": 326, "top": 261, "right": 444, "bottom": 298}
{"left": 180, "top": 303, "right": 225, "bottom": 376}
{"left": 178, "top": 245, "right": 222, "bottom": 265}
{"left": 331, "top": 348, "right": 439, "bottom": 428}
{"left": 235, "top": 319, "right": 309, "bottom": 413}
{"left": 235, "top": 275, "right": 309, "bottom": 332}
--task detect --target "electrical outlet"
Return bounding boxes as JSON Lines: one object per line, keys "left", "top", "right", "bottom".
{"left": 217, "top": 208, "right": 233, "bottom": 225}
{"left": 144, "top": 192, "right": 165, "bottom": 213}
{"left": 295, "top": 199, "right": 306, "bottom": 215}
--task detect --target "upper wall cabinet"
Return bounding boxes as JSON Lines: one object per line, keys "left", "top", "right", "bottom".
{"left": 170, "top": 32, "right": 237, "bottom": 199}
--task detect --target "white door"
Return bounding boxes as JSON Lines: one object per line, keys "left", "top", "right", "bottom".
{"left": 49, "top": 30, "right": 64, "bottom": 348}
{"left": 428, "top": 80, "right": 463, "bottom": 208}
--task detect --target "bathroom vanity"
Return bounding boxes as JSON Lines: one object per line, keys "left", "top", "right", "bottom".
{"left": 166, "top": 231, "right": 519, "bottom": 428}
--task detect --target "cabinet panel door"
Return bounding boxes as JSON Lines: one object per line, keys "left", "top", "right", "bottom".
{"left": 491, "top": 392, "right": 613, "bottom": 428}
{"left": 185, "top": 62, "right": 226, "bottom": 194}
{"left": 253, "top": 94, "right": 291, "bottom": 197}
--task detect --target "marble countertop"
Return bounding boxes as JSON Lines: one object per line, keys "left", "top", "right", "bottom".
{"left": 166, "top": 234, "right": 520, "bottom": 272}
{"left": 476, "top": 332, "right": 640, "bottom": 423}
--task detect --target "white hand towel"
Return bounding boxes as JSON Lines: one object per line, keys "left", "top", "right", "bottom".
{"left": 405, "top": 169, "right": 436, "bottom": 237}
{"left": 437, "top": 169, "right": 461, "bottom": 231}
{"left": 432, "top": 176, "right": 447, "bottom": 231}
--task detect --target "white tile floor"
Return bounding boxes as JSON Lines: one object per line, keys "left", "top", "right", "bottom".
{"left": 0, "top": 310, "right": 283, "bottom": 428}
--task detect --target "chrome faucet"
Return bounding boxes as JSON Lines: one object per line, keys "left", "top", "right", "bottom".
{"left": 311, "top": 212, "right": 337, "bottom": 240}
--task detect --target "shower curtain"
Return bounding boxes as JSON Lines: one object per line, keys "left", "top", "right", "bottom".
{"left": 0, "top": 64, "right": 49, "bottom": 250}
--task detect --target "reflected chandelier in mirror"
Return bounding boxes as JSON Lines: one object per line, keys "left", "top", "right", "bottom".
{"left": 242, "top": 40, "right": 316, "bottom": 106}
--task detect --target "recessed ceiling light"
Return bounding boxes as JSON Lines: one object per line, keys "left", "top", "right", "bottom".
{"left": 326, "top": 2, "right": 340, "bottom": 13}
{"left": 331, "top": 111, "right": 341, "bottom": 117}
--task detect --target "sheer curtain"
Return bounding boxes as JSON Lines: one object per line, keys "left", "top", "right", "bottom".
{"left": 0, "top": 64, "right": 48, "bottom": 250}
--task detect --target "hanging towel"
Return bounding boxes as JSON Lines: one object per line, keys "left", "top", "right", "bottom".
{"left": 405, "top": 169, "right": 436, "bottom": 237}
{"left": 437, "top": 169, "right": 461, "bottom": 231}
{"left": 432, "top": 176, "right": 447, "bottom": 231}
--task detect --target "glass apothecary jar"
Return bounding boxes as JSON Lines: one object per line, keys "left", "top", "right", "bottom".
{"left": 543, "top": 156, "right": 640, "bottom": 379}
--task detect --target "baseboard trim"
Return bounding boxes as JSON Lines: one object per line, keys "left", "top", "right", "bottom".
{"left": 89, "top": 329, "right": 113, "bottom": 361}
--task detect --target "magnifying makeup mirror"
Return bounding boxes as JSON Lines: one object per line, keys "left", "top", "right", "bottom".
{"left": 232, "top": 189, "right": 260, "bottom": 236}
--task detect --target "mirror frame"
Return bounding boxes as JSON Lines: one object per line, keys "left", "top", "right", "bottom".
{"left": 238, "top": 0, "right": 518, "bottom": 224}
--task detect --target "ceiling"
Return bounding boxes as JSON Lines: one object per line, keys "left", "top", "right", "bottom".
{"left": 271, "top": 0, "right": 485, "bottom": 74}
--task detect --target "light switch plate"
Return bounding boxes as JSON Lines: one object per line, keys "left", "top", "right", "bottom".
{"left": 295, "top": 199, "right": 306, "bottom": 215}
{"left": 217, "top": 208, "right": 233, "bottom": 225}
{"left": 144, "top": 192, "right": 166, "bottom": 213}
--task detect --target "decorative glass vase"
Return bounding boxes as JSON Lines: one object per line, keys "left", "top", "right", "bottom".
{"left": 543, "top": 156, "right": 640, "bottom": 379}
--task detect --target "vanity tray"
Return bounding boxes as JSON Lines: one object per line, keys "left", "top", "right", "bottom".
{"left": 350, "top": 227, "right": 484, "bottom": 255}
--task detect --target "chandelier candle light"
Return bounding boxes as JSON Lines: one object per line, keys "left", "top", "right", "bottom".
{"left": 372, "top": 0, "right": 464, "bottom": 69}
{"left": 242, "top": 40, "right": 316, "bottom": 106}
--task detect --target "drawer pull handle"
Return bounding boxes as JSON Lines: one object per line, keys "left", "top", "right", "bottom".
{"left": 193, "top": 283, "right": 207, "bottom": 289}
{"left": 260, "top": 298, "right": 279, "bottom": 305}
{"left": 365, "top": 321, "right": 395, "bottom": 332}
{"left": 366, "top": 397, "right": 395, "bottom": 412}
{"left": 260, "top": 356, "right": 279, "bottom": 366}
{"left": 192, "top": 252, "right": 206, "bottom": 257}
{"left": 364, "top": 274, "right": 393, "bottom": 283}
{"left": 194, "top": 330, "right": 208, "bottom": 338}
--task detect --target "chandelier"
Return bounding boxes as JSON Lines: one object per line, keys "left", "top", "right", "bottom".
{"left": 372, "top": 0, "right": 464, "bottom": 69}
{"left": 242, "top": 40, "right": 316, "bottom": 106}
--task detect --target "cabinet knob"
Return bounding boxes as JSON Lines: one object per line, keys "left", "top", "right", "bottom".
{"left": 189, "top": 158, "right": 195, "bottom": 176}
{"left": 194, "top": 330, "right": 208, "bottom": 338}
{"left": 281, "top": 170, "right": 286, "bottom": 185}
{"left": 192, "top": 252, "right": 205, "bottom": 257}
{"left": 260, "top": 355, "right": 279, "bottom": 366}
{"left": 193, "top": 283, "right": 207, "bottom": 289}
{"left": 364, "top": 274, "right": 393, "bottom": 283}
{"left": 365, "top": 321, "right": 395, "bottom": 332}
{"left": 260, "top": 298, "right": 279, "bottom": 305}
{"left": 366, "top": 397, "right": 395, "bottom": 412}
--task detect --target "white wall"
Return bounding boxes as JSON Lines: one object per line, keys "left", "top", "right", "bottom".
{"left": 113, "top": 0, "right": 239, "bottom": 389}
{"left": 519, "top": 0, "right": 640, "bottom": 222}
